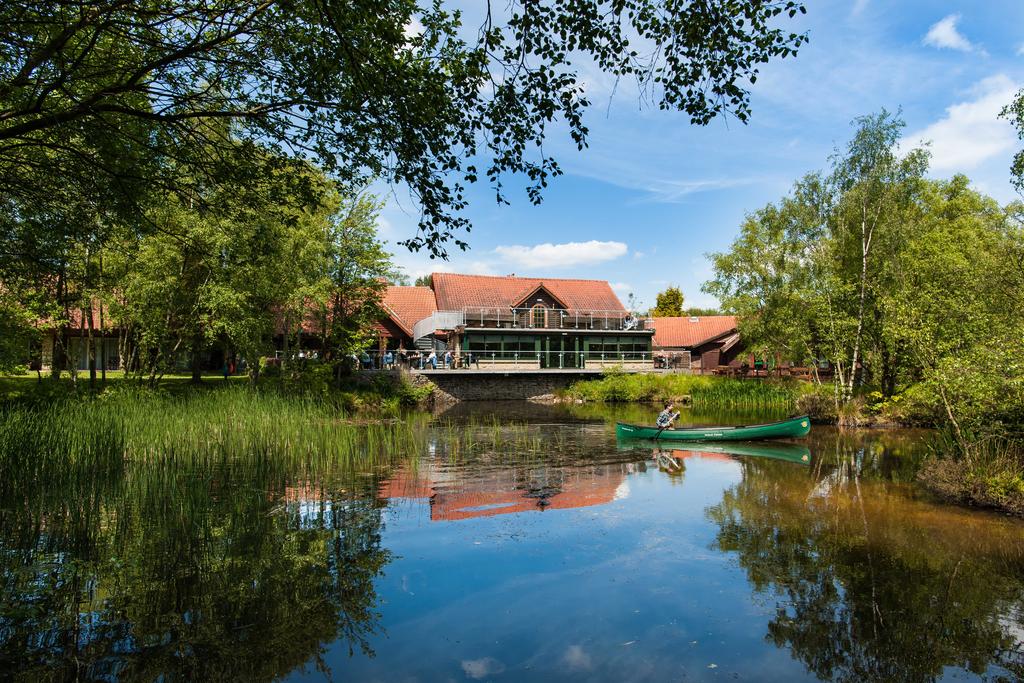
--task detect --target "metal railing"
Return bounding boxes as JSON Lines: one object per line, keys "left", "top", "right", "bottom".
{"left": 412, "top": 310, "right": 466, "bottom": 342}
{"left": 271, "top": 349, "right": 655, "bottom": 371}
{"left": 404, "top": 348, "right": 653, "bottom": 370}
{"left": 461, "top": 307, "right": 647, "bottom": 332}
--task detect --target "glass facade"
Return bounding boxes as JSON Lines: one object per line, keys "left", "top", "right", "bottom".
{"left": 463, "top": 333, "right": 652, "bottom": 367}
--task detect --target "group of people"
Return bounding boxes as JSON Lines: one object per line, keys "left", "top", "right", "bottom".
{"left": 414, "top": 349, "right": 462, "bottom": 370}
{"left": 351, "top": 347, "right": 473, "bottom": 371}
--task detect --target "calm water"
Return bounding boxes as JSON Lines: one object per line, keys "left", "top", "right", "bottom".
{"left": 2, "top": 402, "right": 1023, "bottom": 682}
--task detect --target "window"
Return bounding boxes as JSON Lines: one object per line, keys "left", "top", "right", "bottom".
{"left": 532, "top": 304, "right": 546, "bottom": 328}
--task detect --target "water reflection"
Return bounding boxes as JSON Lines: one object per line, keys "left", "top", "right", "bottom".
{"left": 0, "top": 405, "right": 1021, "bottom": 681}
{"left": 0, "top": 460, "right": 393, "bottom": 680}
{"left": 708, "top": 455, "right": 1024, "bottom": 681}
{"left": 381, "top": 461, "right": 631, "bottom": 520}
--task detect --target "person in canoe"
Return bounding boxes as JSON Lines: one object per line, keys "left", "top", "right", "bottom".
{"left": 656, "top": 402, "right": 680, "bottom": 430}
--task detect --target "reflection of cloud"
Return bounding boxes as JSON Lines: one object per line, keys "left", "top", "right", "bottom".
{"left": 461, "top": 657, "right": 505, "bottom": 679}
{"left": 901, "top": 75, "right": 1019, "bottom": 172}
{"left": 562, "top": 644, "right": 593, "bottom": 671}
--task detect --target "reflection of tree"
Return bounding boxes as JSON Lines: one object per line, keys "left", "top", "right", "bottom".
{"left": 0, "top": 459, "right": 392, "bottom": 681}
{"left": 707, "top": 458, "right": 1024, "bottom": 682}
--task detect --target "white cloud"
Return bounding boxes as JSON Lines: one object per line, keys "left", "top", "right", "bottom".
{"left": 610, "top": 282, "right": 632, "bottom": 295}
{"left": 923, "top": 15, "right": 975, "bottom": 52}
{"left": 850, "top": 0, "right": 869, "bottom": 18}
{"left": 902, "top": 74, "right": 1019, "bottom": 172}
{"left": 1017, "top": 43, "right": 1024, "bottom": 57}
{"left": 562, "top": 645, "right": 593, "bottom": 672}
{"left": 493, "top": 240, "right": 628, "bottom": 269}
{"left": 640, "top": 177, "right": 761, "bottom": 203}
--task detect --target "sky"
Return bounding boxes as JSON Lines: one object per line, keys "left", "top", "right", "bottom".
{"left": 380, "top": 0, "right": 1024, "bottom": 311}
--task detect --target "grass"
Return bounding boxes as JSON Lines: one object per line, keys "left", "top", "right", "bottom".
{"left": 0, "top": 387, "right": 430, "bottom": 474}
{"left": 918, "top": 433, "right": 1024, "bottom": 516}
{"left": 559, "top": 371, "right": 802, "bottom": 410}
{"left": 0, "top": 368, "right": 432, "bottom": 411}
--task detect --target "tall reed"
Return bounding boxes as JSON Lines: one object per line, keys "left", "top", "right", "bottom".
{"left": 561, "top": 372, "right": 801, "bottom": 409}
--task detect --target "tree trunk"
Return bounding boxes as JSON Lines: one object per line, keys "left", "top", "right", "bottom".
{"left": 846, "top": 204, "right": 873, "bottom": 402}
{"left": 86, "top": 298, "right": 97, "bottom": 389}
{"left": 190, "top": 334, "right": 203, "bottom": 384}
{"left": 99, "top": 257, "right": 107, "bottom": 384}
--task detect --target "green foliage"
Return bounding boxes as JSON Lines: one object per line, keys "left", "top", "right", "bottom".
{"left": 1002, "top": 89, "right": 1024, "bottom": 193}
{"left": 0, "top": 293, "right": 37, "bottom": 373}
{"left": 414, "top": 275, "right": 433, "bottom": 287}
{"left": 682, "top": 306, "right": 720, "bottom": 316}
{"left": 0, "top": 0, "right": 807, "bottom": 260}
{"left": 562, "top": 371, "right": 801, "bottom": 409}
{"left": 705, "top": 111, "right": 1024, "bottom": 442}
{"left": 0, "top": 387, "right": 428, "bottom": 467}
{"left": 651, "top": 286, "right": 685, "bottom": 317}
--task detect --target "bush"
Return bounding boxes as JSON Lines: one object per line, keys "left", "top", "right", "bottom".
{"left": 561, "top": 371, "right": 801, "bottom": 410}
{"left": 918, "top": 433, "right": 1024, "bottom": 516}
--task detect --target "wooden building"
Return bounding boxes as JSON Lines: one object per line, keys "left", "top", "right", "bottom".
{"left": 649, "top": 315, "right": 741, "bottom": 374}
{"left": 381, "top": 273, "right": 654, "bottom": 369}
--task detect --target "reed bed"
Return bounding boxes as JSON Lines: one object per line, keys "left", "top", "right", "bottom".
{"left": 0, "top": 387, "right": 429, "bottom": 473}
{"left": 560, "top": 372, "right": 801, "bottom": 409}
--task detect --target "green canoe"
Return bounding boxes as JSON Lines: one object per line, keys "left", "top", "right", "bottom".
{"left": 615, "top": 415, "right": 811, "bottom": 442}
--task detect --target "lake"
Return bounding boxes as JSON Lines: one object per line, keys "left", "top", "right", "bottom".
{"left": 2, "top": 402, "right": 1022, "bottom": 682}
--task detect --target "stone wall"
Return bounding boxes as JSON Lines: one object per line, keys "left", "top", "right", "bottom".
{"left": 411, "top": 371, "right": 594, "bottom": 403}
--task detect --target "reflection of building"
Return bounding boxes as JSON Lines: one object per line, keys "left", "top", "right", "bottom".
{"left": 380, "top": 463, "right": 629, "bottom": 521}
{"left": 668, "top": 449, "right": 735, "bottom": 463}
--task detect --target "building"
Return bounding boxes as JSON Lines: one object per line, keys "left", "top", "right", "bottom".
{"left": 378, "top": 273, "right": 654, "bottom": 369}
{"left": 375, "top": 285, "right": 437, "bottom": 349}
{"left": 649, "top": 315, "right": 741, "bottom": 374}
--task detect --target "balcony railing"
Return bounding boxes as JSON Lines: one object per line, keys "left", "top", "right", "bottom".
{"left": 461, "top": 307, "right": 648, "bottom": 332}
{"left": 356, "top": 348, "right": 654, "bottom": 370}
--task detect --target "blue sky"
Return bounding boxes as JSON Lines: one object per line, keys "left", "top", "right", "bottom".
{"left": 381, "top": 1, "right": 1024, "bottom": 310}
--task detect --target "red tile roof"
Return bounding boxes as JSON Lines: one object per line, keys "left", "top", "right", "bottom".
{"left": 651, "top": 315, "right": 737, "bottom": 349}
{"left": 431, "top": 273, "right": 625, "bottom": 312}
{"left": 382, "top": 286, "right": 437, "bottom": 333}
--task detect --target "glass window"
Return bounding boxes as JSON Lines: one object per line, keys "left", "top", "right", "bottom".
{"left": 532, "top": 305, "right": 545, "bottom": 328}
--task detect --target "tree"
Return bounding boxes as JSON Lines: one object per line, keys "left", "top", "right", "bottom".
{"left": 1001, "top": 90, "right": 1024, "bottom": 193}
{"left": 107, "top": 149, "right": 341, "bottom": 384}
{"left": 0, "top": 0, "right": 807, "bottom": 262}
{"left": 704, "top": 194, "right": 819, "bottom": 369}
{"left": 651, "top": 286, "right": 684, "bottom": 317}
{"left": 414, "top": 275, "right": 433, "bottom": 288}
{"left": 683, "top": 307, "right": 720, "bottom": 316}
{"left": 706, "top": 112, "right": 929, "bottom": 402}
{"left": 313, "top": 195, "right": 400, "bottom": 374}
{"left": 824, "top": 110, "right": 928, "bottom": 401}
{"left": 880, "top": 178, "right": 1024, "bottom": 442}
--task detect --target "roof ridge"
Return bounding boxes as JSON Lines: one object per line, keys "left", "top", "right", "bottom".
{"left": 431, "top": 272, "right": 613, "bottom": 284}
